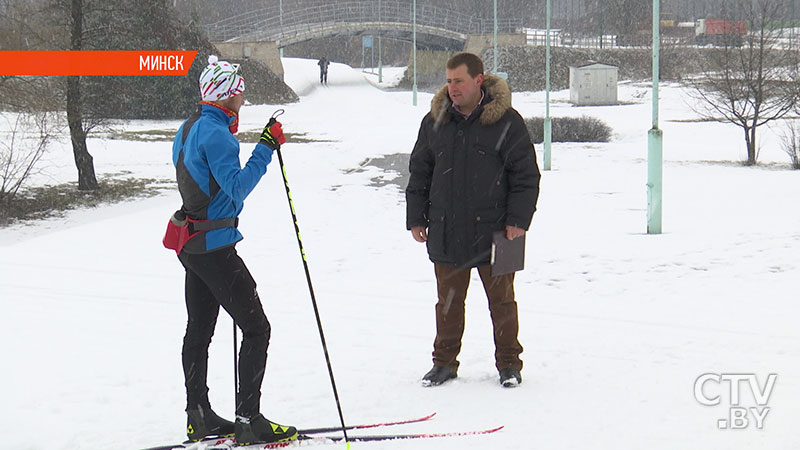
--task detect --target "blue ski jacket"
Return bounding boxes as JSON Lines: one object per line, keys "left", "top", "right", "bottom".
{"left": 172, "top": 104, "right": 274, "bottom": 253}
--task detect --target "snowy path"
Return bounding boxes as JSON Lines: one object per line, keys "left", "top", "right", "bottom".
{"left": 0, "top": 58, "right": 799, "bottom": 450}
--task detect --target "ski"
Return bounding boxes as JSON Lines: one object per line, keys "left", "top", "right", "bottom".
{"left": 298, "top": 411, "right": 436, "bottom": 435}
{"left": 141, "top": 412, "right": 437, "bottom": 450}
{"left": 141, "top": 438, "right": 233, "bottom": 450}
{"left": 208, "top": 426, "right": 505, "bottom": 449}
{"left": 328, "top": 425, "right": 505, "bottom": 443}
{"left": 142, "top": 424, "right": 502, "bottom": 450}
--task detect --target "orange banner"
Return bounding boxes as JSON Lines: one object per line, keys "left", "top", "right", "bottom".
{"left": 0, "top": 51, "right": 198, "bottom": 76}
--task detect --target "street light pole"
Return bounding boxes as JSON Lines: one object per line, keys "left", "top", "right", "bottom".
{"left": 647, "top": 0, "right": 663, "bottom": 234}
{"left": 790, "top": 1, "right": 794, "bottom": 46}
{"left": 599, "top": 0, "right": 604, "bottom": 48}
{"left": 544, "top": 0, "right": 552, "bottom": 170}
{"left": 413, "top": 0, "right": 418, "bottom": 106}
{"left": 378, "top": 0, "right": 383, "bottom": 82}
{"left": 493, "top": 0, "right": 498, "bottom": 73}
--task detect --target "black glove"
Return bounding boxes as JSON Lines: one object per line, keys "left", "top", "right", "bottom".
{"left": 259, "top": 117, "right": 285, "bottom": 150}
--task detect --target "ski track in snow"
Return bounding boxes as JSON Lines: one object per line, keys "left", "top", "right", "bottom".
{"left": 0, "top": 58, "right": 799, "bottom": 450}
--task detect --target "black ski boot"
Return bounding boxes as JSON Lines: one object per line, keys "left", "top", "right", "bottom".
{"left": 186, "top": 406, "right": 235, "bottom": 441}
{"left": 235, "top": 414, "right": 298, "bottom": 445}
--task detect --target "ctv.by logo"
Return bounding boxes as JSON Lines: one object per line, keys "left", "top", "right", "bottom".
{"left": 694, "top": 373, "right": 777, "bottom": 429}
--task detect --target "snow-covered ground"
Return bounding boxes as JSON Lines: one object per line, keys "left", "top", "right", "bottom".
{"left": 1, "top": 57, "right": 799, "bottom": 450}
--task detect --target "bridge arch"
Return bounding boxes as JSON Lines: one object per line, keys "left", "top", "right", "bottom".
{"left": 204, "top": 1, "right": 522, "bottom": 50}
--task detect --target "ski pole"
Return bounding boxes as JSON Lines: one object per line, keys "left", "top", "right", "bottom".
{"left": 233, "top": 322, "right": 239, "bottom": 414}
{"left": 270, "top": 109, "right": 350, "bottom": 447}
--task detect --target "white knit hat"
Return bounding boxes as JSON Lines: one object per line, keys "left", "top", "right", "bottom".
{"left": 199, "top": 55, "right": 245, "bottom": 101}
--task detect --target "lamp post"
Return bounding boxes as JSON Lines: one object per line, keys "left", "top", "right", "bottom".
{"left": 789, "top": 0, "right": 797, "bottom": 50}
{"left": 543, "top": 0, "right": 552, "bottom": 171}
{"left": 647, "top": 0, "right": 663, "bottom": 234}
{"left": 378, "top": 0, "right": 383, "bottom": 82}
{"left": 493, "top": 0, "right": 498, "bottom": 73}
{"left": 412, "top": 0, "right": 418, "bottom": 106}
{"left": 599, "top": 0, "right": 604, "bottom": 48}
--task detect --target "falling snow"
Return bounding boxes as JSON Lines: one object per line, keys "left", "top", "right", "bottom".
{"left": 0, "top": 58, "right": 799, "bottom": 450}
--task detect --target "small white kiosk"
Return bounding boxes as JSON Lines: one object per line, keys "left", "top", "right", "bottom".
{"left": 569, "top": 62, "right": 618, "bottom": 106}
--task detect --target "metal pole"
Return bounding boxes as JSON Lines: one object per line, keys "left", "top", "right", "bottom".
{"left": 274, "top": 144, "right": 351, "bottom": 446}
{"left": 233, "top": 323, "right": 238, "bottom": 413}
{"left": 789, "top": 0, "right": 797, "bottom": 50}
{"left": 599, "top": 0, "right": 604, "bottom": 49}
{"left": 647, "top": 0, "right": 663, "bottom": 234}
{"left": 279, "top": 0, "right": 284, "bottom": 58}
{"left": 378, "top": 0, "right": 383, "bottom": 82}
{"left": 413, "top": 0, "right": 418, "bottom": 106}
{"left": 544, "top": 0, "right": 552, "bottom": 170}
{"left": 493, "top": 0, "right": 498, "bottom": 73}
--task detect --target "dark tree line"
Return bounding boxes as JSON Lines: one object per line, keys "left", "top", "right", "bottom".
{"left": 174, "top": 0, "right": 800, "bottom": 33}
{"left": 0, "top": 0, "right": 216, "bottom": 190}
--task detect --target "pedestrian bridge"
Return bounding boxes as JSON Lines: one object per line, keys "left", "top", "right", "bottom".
{"left": 204, "top": 1, "right": 523, "bottom": 50}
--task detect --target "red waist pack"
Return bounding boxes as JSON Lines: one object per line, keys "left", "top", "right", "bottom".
{"left": 162, "top": 211, "right": 200, "bottom": 255}
{"left": 162, "top": 211, "right": 239, "bottom": 255}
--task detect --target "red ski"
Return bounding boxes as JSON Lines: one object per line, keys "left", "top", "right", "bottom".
{"left": 144, "top": 425, "right": 503, "bottom": 450}
{"left": 298, "top": 411, "right": 436, "bottom": 435}
{"left": 247, "top": 426, "right": 506, "bottom": 449}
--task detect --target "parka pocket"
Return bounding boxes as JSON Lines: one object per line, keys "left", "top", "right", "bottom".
{"left": 474, "top": 207, "right": 507, "bottom": 226}
{"left": 473, "top": 207, "right": 507, "bottom": 250}
{"left": 426, "top": 206, "right": 447, "bottom": 258}
{"left": 473, "top": 143, "right": 505, "bottom": 187}
{"left": 474, "top": 144, "right": 498, "bottom": 158}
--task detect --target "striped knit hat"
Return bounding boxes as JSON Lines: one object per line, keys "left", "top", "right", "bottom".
{"left": 199, "top": 55, "right": 245, "bottom": 101}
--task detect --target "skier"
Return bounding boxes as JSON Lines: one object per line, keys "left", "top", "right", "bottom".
{"left": 406, "top": 52, "right": 541, "bottom": 388}
{"left": 318, "top": 57, "right": 330, "bottom": 84}
{"left": 166, "top": 55, "right": 297, "bottom": 445}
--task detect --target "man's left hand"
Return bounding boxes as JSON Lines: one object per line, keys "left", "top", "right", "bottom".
{"left": 506, "top": 225, "right": 526, "bottom": 240}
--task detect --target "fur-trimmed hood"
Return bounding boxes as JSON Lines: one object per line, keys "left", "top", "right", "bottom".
{"left": 430, "top": 74, "right": 512, "bottom": 126}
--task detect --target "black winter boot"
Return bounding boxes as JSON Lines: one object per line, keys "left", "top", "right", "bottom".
{"left": 186, "top": 406, "right": 235, "bottom": 441}
{"left": 421, "top": 365, "right": 457, "bottom": 387}
{"left": 235, "top": 414, "right": 298, "bottom": 445}
{"left": 499, "top": 368, "right": 522, "bottom": 388}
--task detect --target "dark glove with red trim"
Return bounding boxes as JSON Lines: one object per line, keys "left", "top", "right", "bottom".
{"left": 259, "top": 117, "right": 285, "bottom": 150}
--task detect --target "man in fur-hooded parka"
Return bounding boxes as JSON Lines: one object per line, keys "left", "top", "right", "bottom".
{"left": 405, "top": 53, "right": 540, "bottom": 386}
{"left": 406, "top": 54, "right": 541, "bottom": 269}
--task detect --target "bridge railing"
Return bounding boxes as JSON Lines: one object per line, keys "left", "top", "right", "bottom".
{"left": 204, "top": 1, "right": 524, "bottom": 42}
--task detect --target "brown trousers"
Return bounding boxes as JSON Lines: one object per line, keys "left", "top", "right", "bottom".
{"left": 432, "top": 263, "right": 523, "bottom": 372}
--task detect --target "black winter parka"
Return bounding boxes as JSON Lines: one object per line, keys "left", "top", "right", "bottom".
{"left": 406, "top": 75, "right": 541, "bottom": 268}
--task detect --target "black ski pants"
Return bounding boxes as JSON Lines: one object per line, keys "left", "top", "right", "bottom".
{"left": 178, "top": 246, "right": 270, "bottom": 418}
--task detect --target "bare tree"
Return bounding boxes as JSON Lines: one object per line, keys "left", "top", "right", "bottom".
{"left": 689, "top": 0, "right": 800, "bottom": 165}
{"left": 2, "top": 0, "right": 203, "bottom": 189}
{"left": 779, "top": 120, "right": 800, "bottom": 169}
{"left": 0, "top": 111, "right": 59, "bottom": 202}
{"left": 65, "top": 0, "right": 98, "bottom": 190}
{"left": 0, "top": 0, "right": 99, "bottom": 189}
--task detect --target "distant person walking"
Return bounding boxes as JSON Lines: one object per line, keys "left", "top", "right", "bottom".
{"left": 318, "top": 57, "right": 330, "bottom": 84}
{"left": 406, "top": 52, "right": 541, "bottom": 388}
